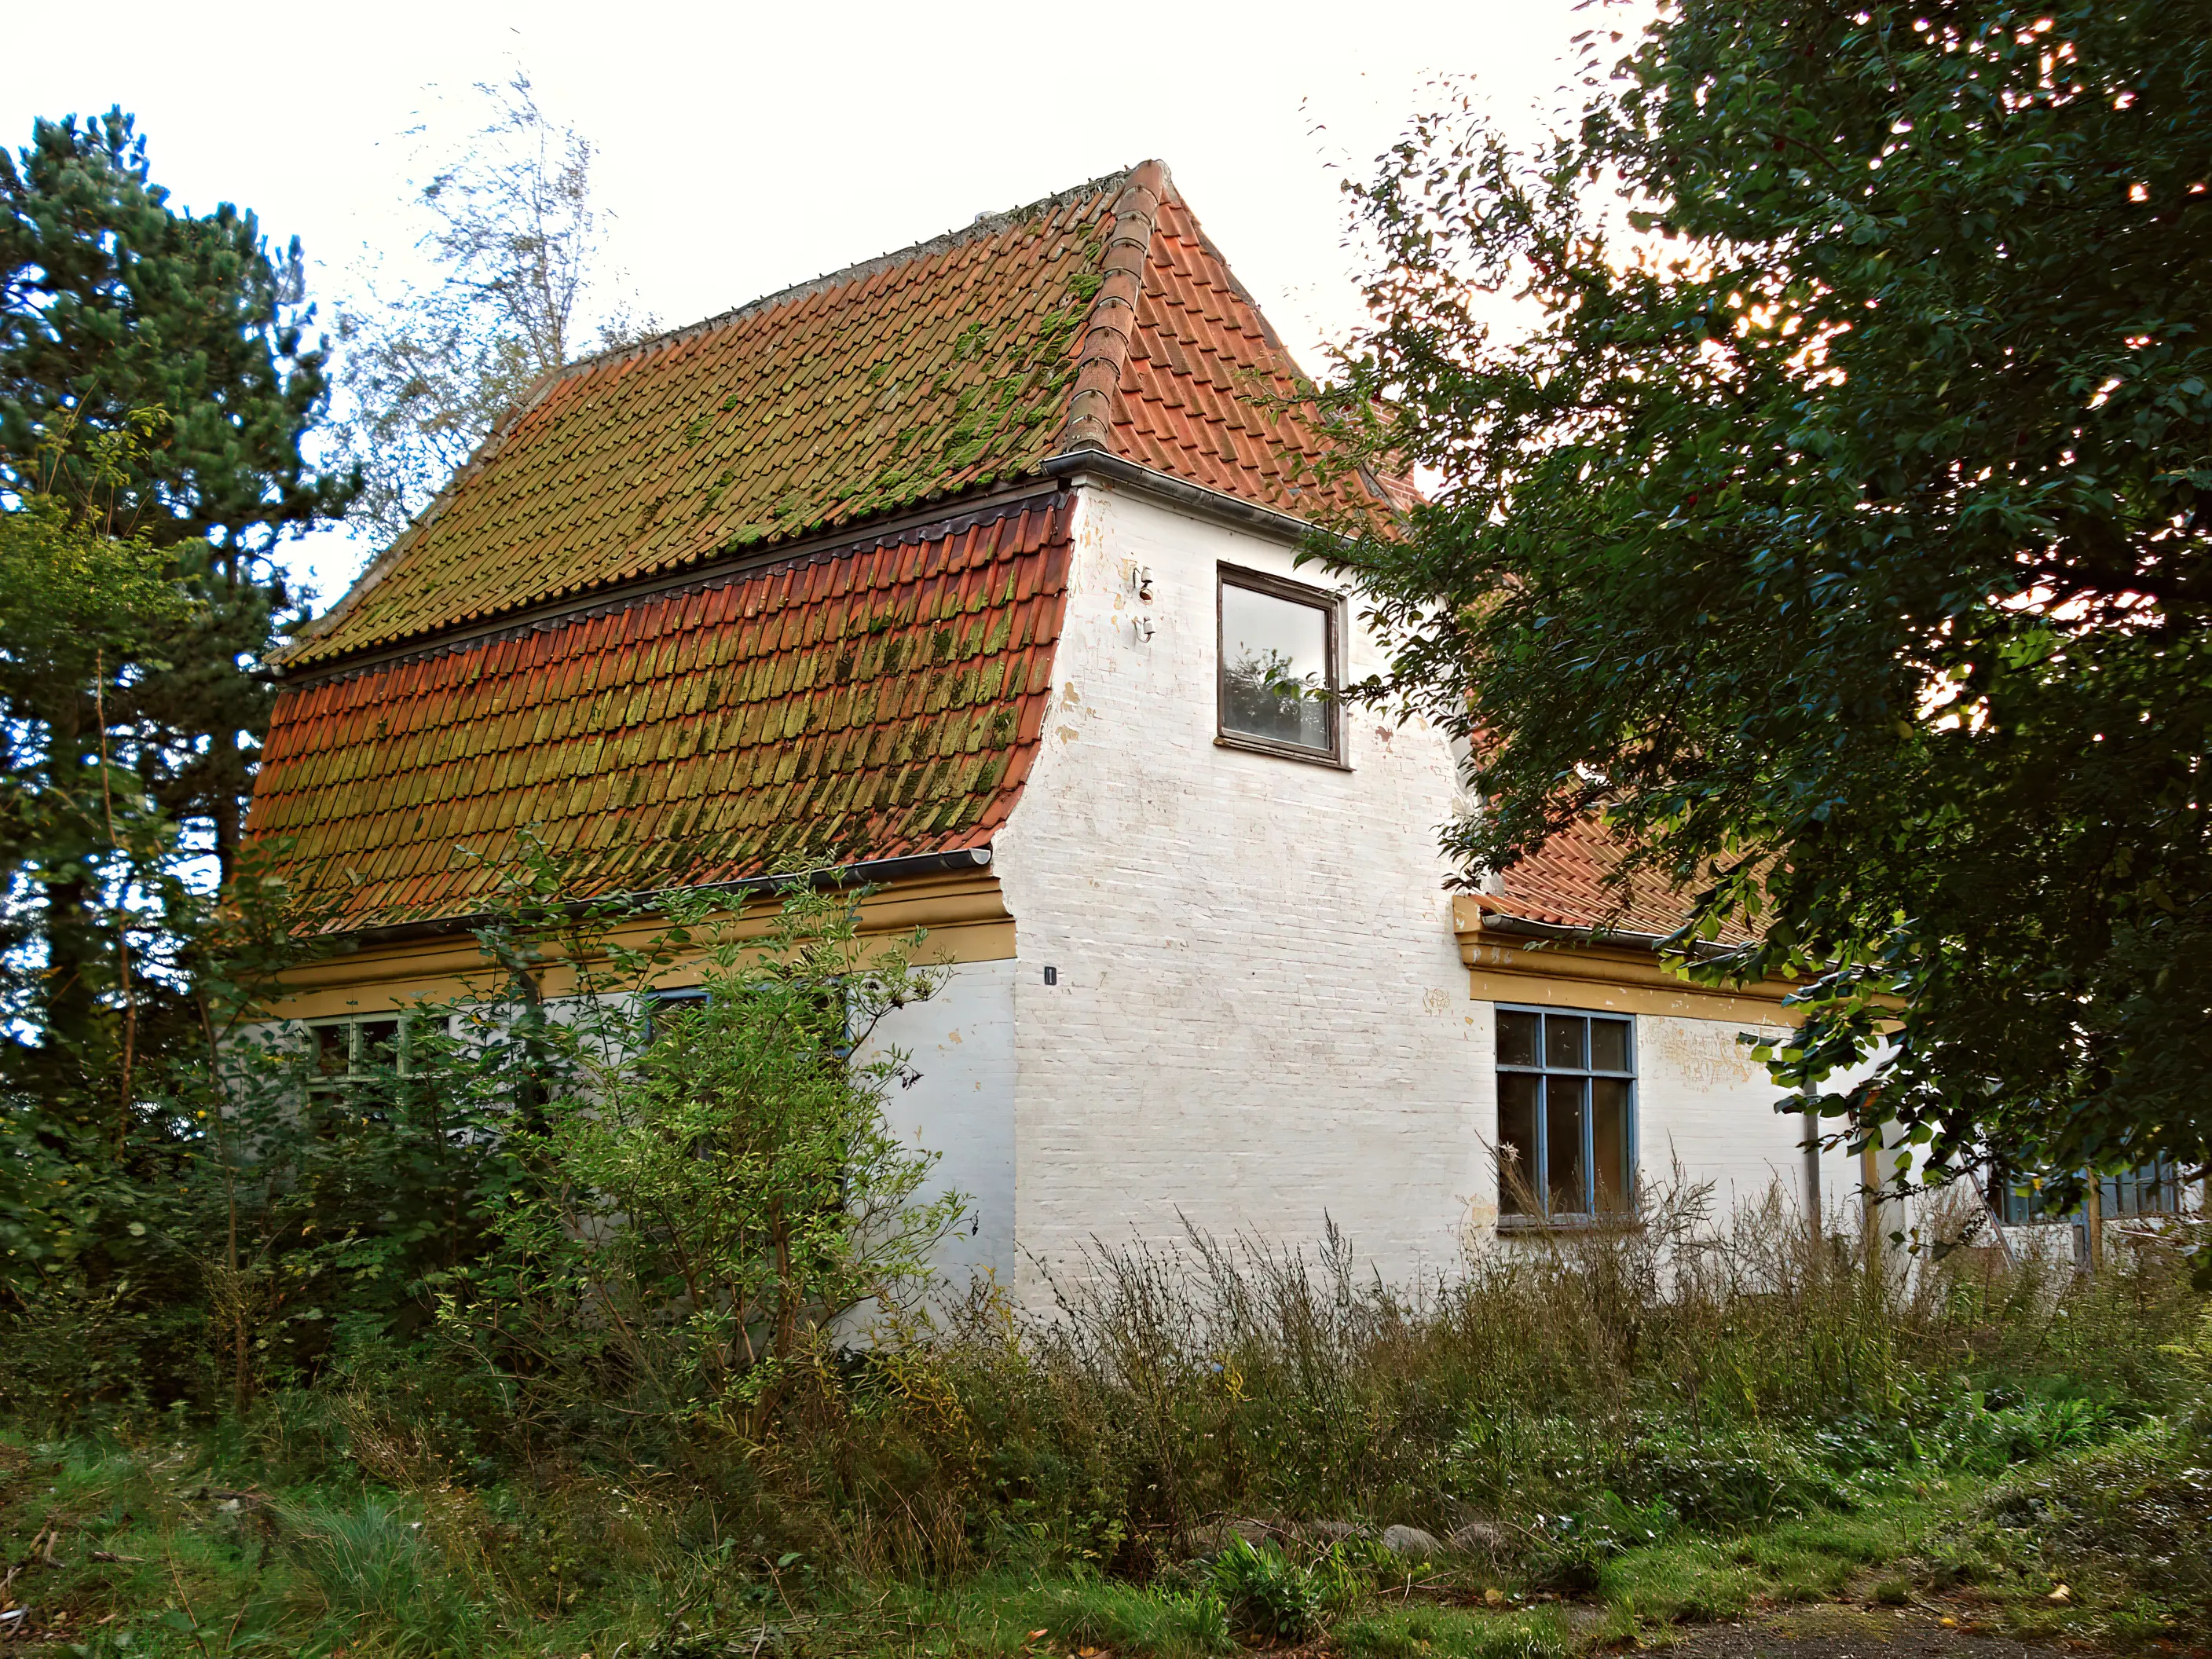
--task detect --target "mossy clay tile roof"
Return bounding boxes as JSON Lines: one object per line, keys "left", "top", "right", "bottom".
{"left": 284, "top": 159, "right": 1379, "bottom": 668}
{"left": 253, "top": 163, "right": 1386, "bottom": 930}
{"left": 250, "top": 501, "right": 1071, "bottom": 932}
{"left": 1474, "top": 819, "right": 1752, "bottom": 947}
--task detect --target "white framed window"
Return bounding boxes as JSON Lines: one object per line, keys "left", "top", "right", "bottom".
{"left": 1216, "top": 564, "right": 1342, "bottom": 764}
{"left": 1496, "top": 1005, "right": 1636, "bottom": 1221}
{"left": 306, "top": 1014, "right": 408, "bottom": 1093}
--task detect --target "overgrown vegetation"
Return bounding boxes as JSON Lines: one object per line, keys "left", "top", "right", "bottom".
{"left": 9, "top": 16, "right": 2212, "bottom": 1657}
{"left": 0, "top": 698, "right": 2203, "bottom": 1656}
{"left": 5, "top": 1053, "right": 2208, "bottom": 1654}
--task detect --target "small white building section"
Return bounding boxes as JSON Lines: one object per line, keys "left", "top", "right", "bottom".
{"left": 996, "top": 475, "right": 1478, "bottom": 1289}
{"left": 866, "top": 467, "right": 1842, "bottom": 1298}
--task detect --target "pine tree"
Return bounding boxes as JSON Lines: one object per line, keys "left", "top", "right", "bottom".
{"left": 0, "top": 108, "right": 354, "bottom": 1020}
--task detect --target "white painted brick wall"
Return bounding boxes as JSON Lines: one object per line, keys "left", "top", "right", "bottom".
{"left": 258, "top": 486, "right": 1887, "bottom": 1302}
{"left": 862, "top": 958, "right": 1018, "bottom": 1285}
{"left": 1628, "top": 1011, "right": 1862, "bottom": 1225}
{"left": 978, "top": 480, "right": 1875, "bottom": 1298}
{"left": 993, "top": 484, "right": 1484, "bottom": 1295}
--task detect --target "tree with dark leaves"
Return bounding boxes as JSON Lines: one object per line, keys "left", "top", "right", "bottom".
{"left": 1, "top": 108, "right": 352, "bottom": 899}
{"left": 1323, "top": 3, "right": 2212, "bottom": 1202}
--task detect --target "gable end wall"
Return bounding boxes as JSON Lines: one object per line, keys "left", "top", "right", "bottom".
{"left": 991, "top": 482, "right": 1481, "bottom": 1293}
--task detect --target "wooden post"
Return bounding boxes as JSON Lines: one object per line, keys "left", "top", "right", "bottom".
{"left": 1861, "top": 1118, "right": 1884, "bottom": 1274}
{"left": 1802, "top": 1100, "right": 1823, "bottom": 1245}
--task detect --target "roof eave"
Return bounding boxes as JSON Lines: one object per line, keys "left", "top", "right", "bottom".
{"left": 298, "top": 847, "right": 996, "bottom": 951}
{"left": 1043, "top": 447, "right": 1323, "bottom": 548}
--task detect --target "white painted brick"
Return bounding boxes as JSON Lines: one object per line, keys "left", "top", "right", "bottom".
{"left": 864, "top": 959, "right": 1018, "bottom": 1284}
{"left": 962, "top": 482, "right": 1866, "bottom": 1298}
{"left": 993, "top": 485, "right": 1484, "bottom": 1296}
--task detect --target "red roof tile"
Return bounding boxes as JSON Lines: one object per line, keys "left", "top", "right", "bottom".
{"left": 280, "top": 162, "right": 1376, "bottom": 669}
{"left": 250, "top": 501, "right": 1069, "bottom": 932}
{"left": 1476, "top": 818, "right": 1746, "bottom": 946}
{"left": 251, "top": 163, "right": 1387, "bottom": 931}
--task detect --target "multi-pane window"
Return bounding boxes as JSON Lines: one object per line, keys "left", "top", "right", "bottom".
{"left": 1218, "top": 567, "right": 1339, "bottom": 761}
{"left": 305, "top": 1015, "right": 414, "bottom": 1122}
{"left": 1496, "top": 1007, "right": 1635, "bottom": 1220}
{"left": 643, "top": 987, "right": 709, "bottom": 1042}
{"left": 1999, "top": 1159, "right": 2184, "bottom": 1226}
{"left": 2103, "top": 1160, "right": 2185, "bottom": 1218}
{"left": 643, "top": 984, "right": 851, "bottom": 1069}
{"left": 309, "top": 1015, "right": 405, "bottom": 1093}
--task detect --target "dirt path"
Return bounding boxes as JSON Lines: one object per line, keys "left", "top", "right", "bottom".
{"left": 1657, "top": 1602, "right": 2201, "bottom": 1658}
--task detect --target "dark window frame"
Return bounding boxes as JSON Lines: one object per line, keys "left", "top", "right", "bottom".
{"left": 1494, "top": 1004, "right": 1639, "bottom": 1226}
{"left": 644, "top": 983, "right": 855, "bottom": 1068}
{"left": 643, "top": 987, "right": 709, "bottom": 1044}
{"left": 1214, "top": 563, "right": 1348, "bottom": 768}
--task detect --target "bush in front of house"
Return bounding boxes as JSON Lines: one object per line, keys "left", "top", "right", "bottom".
{"left": 4, "top": 860, "right": 2209, "bottom": 1652}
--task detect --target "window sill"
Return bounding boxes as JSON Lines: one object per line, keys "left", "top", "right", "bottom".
{"left": 1214, "top": 733, "right": 1351, "bottom": 771}
{"left": 1495, "top": 1213, "right": 1645, "bottom": 1236}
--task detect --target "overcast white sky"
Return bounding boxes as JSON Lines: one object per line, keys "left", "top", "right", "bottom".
{"left": 4, "top": 0, "right": 1616, "bottom": 610}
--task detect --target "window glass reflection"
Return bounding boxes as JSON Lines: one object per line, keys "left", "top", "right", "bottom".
{"left": 1220, "top": 582, "right": 1332, "bottom": 751}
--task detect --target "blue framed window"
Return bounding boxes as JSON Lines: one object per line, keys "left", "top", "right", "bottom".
{"left": 643, "top": 987, "right": 709, "bottom": 1043}
{"left": 1496, "top": 1006, "right": 1636, "bottom": 1218}
{"left": 1999, "top": 1159, "right": 2183, "bottom": 1226}
{"left": 2101, "top": 1160, "right": 2185, "bottom": 1218}
{"left": 643, "top": 984, "right": 854, "bottom": 1067}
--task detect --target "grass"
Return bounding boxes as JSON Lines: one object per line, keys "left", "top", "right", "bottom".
{"left": 6, "top": 1411, "right": 2206, "bottom": 1656}
{"left": 1336, "top": 1602, "right": 1584, "bottom": 1658}
{"left": 5, "top": 1192, "right": 2208, "bottom": 1655}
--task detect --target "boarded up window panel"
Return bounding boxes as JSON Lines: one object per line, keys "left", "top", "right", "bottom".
{"left": 1498, "top": 1010, "right": 1540, "bottom": 1069}
{"left": 1593, "top": 1078, "right": 1632, "bottom": 1214}
{"left": 1590, "top": 1018, "right": 1630, "bottom": 1075}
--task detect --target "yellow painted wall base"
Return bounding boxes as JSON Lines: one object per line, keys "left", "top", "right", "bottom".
{"left": 263, "top": 870, "right": 1017, "bottom": 1021}
{"left": 1453, "top": 896, "right": 1804, "bottom": 1025}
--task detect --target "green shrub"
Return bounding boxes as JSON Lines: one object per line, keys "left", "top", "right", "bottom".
{"left": 1983, "top": 1415, "right": 2212, "bottom": 1607}
{"left": 280, "top": 1492, "right": 487, "bottom": 1654}
{"left": 1207, "top": 1537, "right": 1328, "bottom": 1640}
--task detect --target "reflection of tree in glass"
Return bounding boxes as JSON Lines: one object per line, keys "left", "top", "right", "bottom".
{"left": 1223, "top": 647, "right": 1331, "bottom": 748}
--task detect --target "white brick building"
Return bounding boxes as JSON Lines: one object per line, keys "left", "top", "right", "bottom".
{"left": 251, "top": 162, "right": 1848, "bottom": 1298}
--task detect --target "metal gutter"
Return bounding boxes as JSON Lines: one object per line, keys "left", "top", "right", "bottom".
{"left": 1472, "top": 909, "right": 1746, "bottom": 965}
{"left": 316, "top": 846, "right": 994, "bottom": 952}
{"left": 1473, "top": 910, "right": 1679, "bottom": 954}
{"left": 1043, "top": 446, "right": 1324, "bottom": 548}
